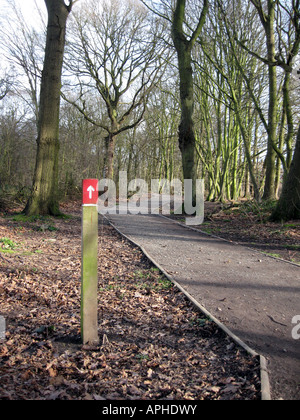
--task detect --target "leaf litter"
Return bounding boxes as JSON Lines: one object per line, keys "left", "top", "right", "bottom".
{"left": 0, "top": 201, "right": 260, "bottom": 400}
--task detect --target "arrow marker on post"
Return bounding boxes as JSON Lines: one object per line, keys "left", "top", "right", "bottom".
{"left": 81, "top": 179, "right": 99, "bottom": 345}
{"left": 87, "top": 185, "right": 95, "bottom": 199}
{"left": 82, "top": 179, "right": 98, "bottom": 205}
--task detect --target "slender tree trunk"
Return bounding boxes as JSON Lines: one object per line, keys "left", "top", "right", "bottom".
{"left": 250, "top": 0, "right": 278, "bottom": 200}
{"left": 231, "top": 89, "right": 261, "bottom": 202}
{"left": 283, "top": 72, "right": 294, "bottom": 170}
{"left": 271, "top": 124, "right": 300, "bottom": 221}
{"left": 104, "top": 133, "right": 117, "bottom": 181}
{"left": 24, "top": 0, "right": 72, "bottom": 216}
{"left": 263, "top": 52, "right": 277, "bottom": 200}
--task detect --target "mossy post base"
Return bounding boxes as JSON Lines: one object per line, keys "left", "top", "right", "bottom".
{"left": 81, "top": 179, "right": 99, "bottom": 345}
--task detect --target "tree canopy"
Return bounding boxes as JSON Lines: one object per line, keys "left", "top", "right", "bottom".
{"left": 0, "top": 0, "right": 299, "bottom": 218}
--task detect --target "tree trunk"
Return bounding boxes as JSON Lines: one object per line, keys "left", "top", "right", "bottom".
{"left": 171, "top": 0, "right": 208, "bottom": 206}
{"left": 24, "top": 0, "right": 72, "bottom": 216}
{"left": 283, "top": 72, "right": 294, "bottom": 170}
{"left": 271, "top": 124, "right": 300, "bottom": 221}
{"left": 104, "top": 133, "right": 116, "bottom": 181}
{"left": 251, "top": 0, "right": 278, "bottom": 200}
{"left": 177, "top": 48, "right": 197, "bottom": 189}
{"left": 263, "top": 55, "right": 277, "bottom": 200}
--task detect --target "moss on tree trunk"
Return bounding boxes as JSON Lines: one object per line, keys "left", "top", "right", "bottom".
{"left": 271, "top": 124, "right": 300, "bottom": 221}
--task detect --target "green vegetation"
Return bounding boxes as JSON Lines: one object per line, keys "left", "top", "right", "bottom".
{"left": 190, "top": 316, "right": 210, "bottom": 328}
{"left": 157, "top": 277, "right": 173, "bottom": 290}
{"left": 12, "top": 214, "right": 45, "bottom": 223}
{"left": 0, "top": 237, "right": 18, "bottom": 252}
{"left": 8, "top": 213, "right": 59, "bottom": 232}
{"left": 133, "top": 269, "right": 173, "bottom": 291}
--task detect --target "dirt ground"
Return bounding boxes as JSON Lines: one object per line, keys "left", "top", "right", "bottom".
{"left": 0, "top": 201, "right": 261, "bottom": 400}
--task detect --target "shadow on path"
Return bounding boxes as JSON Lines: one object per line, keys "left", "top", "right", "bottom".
{"left": 107, "top": 213, "right": 300, "bottom": 400}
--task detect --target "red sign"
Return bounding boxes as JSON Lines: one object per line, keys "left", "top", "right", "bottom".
{"left": 82, "top": 179, "right": 98, "bottom": 205}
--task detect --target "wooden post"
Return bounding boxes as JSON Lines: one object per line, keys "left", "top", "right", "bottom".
{"left": 81, "top": 179, "right": 99, "bottom": 345}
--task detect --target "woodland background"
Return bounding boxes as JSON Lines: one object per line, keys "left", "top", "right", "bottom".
{"left": 0, "top": 0, "right": 299, "bottom": 213}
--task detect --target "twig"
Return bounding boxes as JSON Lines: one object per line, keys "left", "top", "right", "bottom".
{"left": 267, "top": 314, "right": 288, "bottom": 327}
{"left": 102, "top": 334, "right": 110, "bottom": 347}
{"left": 0, "top": 253, "right": 10, "bottom": 263}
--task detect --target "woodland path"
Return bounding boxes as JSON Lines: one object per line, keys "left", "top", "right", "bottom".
{"left": 107, "top": 213, "right": 300, "bottom": 400}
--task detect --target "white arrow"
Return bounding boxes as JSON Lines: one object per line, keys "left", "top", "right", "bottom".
{"left": 87, "top": 185, "right": 95, "bottom": 199}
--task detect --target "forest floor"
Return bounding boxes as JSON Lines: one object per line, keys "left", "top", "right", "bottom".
{"left": 0, "top": 198, "right": 299, "bottom": 400}
{"left": 0, "top": 200, "right": 263, "bottom": 401}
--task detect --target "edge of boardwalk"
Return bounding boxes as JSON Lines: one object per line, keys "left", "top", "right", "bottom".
{"left": 105, "top": 215, "right": 272, "bottom": 401}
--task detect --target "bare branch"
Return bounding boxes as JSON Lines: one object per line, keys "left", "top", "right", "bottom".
{"left": 139, "top": 0, "right": 173, "bottom": 24}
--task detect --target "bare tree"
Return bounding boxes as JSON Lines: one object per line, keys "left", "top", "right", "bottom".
{"left": 1, "top": 0, "right": 45, "bottom": 124}
{"left": 234, "top": 0, "right": 300, "bottom": 199}
{"left": 63, "top": 0, "right": 168, "bottom": 179}
{"left": 0, "top": 73, "right": 12, "bottom": 101}
{"left": 141, "top": 0, "right": 208, "bottom": 205}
